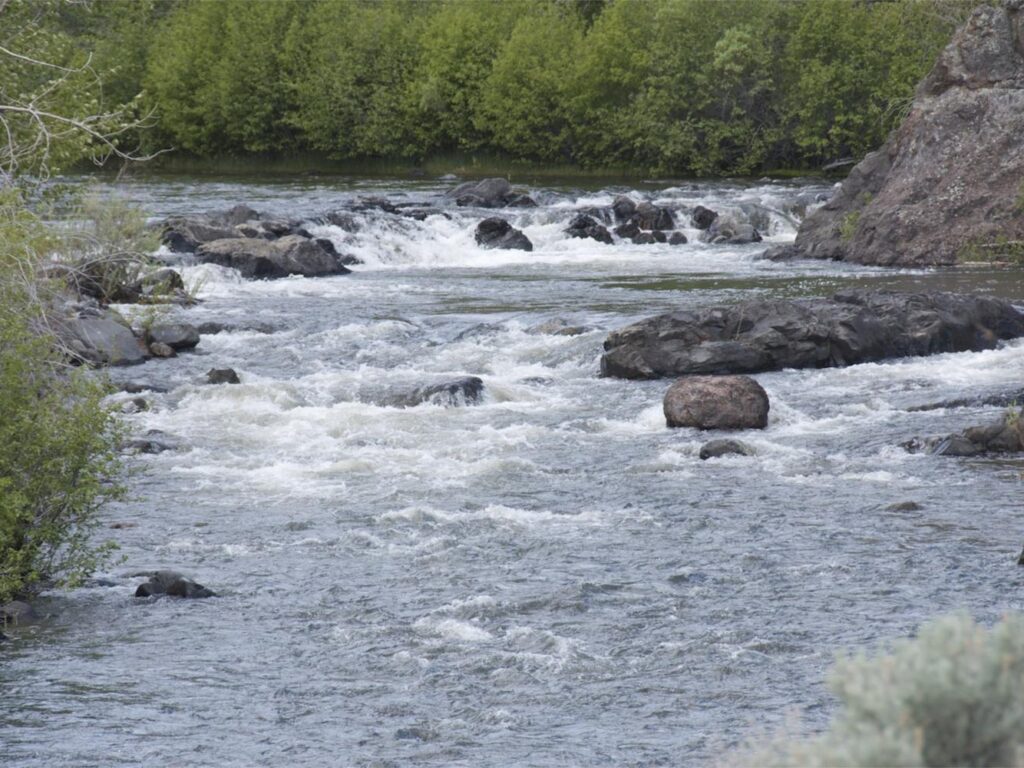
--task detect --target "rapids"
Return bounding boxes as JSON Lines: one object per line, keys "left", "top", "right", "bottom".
{"left": 3, "top": 175, "right": 1024, "bottom": 767}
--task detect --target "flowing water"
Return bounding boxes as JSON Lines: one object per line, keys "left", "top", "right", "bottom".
{"left": 4, "top": 174, "right": 1024, "bottom": 767}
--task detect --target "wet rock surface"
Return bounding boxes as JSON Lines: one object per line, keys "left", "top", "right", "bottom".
{"left": 699, "top": 438, "right": 756, "bottom": 460}
{"left": 394, "top": 376, "right": 486, "bottom": 408}
{"left": 601, "top": 291, "right": 1024, "bottom": 379}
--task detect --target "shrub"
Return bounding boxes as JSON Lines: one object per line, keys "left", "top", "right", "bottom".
{"left": 730, "top": 613, "right": 1024, "bottom": 767}
{"left": 0, "top": 195, "right": 124, "bottom": 605}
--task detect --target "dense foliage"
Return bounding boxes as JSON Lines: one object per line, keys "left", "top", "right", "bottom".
{"left": 733, "top": 612, "right": 1024, "bottom": 767}
{"left": 52, "top": 0, "right": 975, "bottom": 175}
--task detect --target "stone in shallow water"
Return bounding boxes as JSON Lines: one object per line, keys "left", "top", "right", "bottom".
{"left": 134, "top": 570, "right": 215, "bottom": 599}
{"left": 206, "top": 368, "right": 241, "bottom": 385}
{"left": 664, "top": 375, "right": 769, "bottom": 430}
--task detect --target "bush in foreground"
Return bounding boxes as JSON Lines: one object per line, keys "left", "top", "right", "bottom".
{"left": 0, "top": 196, "right": 124, "bottom": 605}
{"left": 731, "top": 613, "right": 1024, "bottom": 767}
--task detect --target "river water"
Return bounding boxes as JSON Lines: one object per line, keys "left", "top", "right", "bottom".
{"left": 4, "top": 174, "right": 1024, "bottom": 767}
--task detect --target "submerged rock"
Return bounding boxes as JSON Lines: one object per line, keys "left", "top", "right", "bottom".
{"left": 134, "top": 570, "right": 215, "bottom": 599}
{"left": 396, "top": 376, "right": 485, "bottom": 407}
{"left": 601, "top": 290, "right": 1024, "bottom": 380}
{"left": 1, "top": 600, "right": 36, "bottom": 625}
{"left": 196, "top": 235, "right": 352, "bottom": 279}
{"left": 699, "top": 438, "right": 756, "bottom": 459}
{"left": 790, "top": 4, "right": 1024, "bottom": 266}
{"left": 206, "top": 368, "right": 241, "bottom": 385}
{"left": 527, "top": 318, "right": 590, "bottom": 336}
{"left": 664, "top": 376, "right": 769, "bottom": 430}
{"left": 474, "top": 218, "right": 533, "bottom": 251}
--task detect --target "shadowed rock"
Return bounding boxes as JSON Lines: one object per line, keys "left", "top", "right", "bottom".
{"left": 601, "top": 290, "right": 1024, "bottom": 380}
{"left": 206, "top": 368, "right": 240, "bottom": 385}
{"left": 134, "top": 570, "right": 215, "bottom": 599}
{"left": 474, "top": 218, "right": 533, "bottom": 251}
{"left": 664, "top": 376, "right": 769, "bottom": 430}
{"left": 565, "top": 214, "right": 613, "bottom": 244}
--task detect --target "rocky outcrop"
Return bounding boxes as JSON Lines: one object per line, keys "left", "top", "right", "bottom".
{"left": 699, "top": 438, "right": 756, "bottom": 459}
{"left": 134, "top": 570, "right": 216, "bottom": 599}
{"left": 789, "top": 3, "right": 1024, "bottom": 266}
{"left": 903, "top": 411, "right": 1024, "bottom": 456}
{"left": 196, "top": 235, "right": 352, "bottom": 279}
{"left": 446, "top": 178, "right": 535, "bottom": 208}
{"left": 474, "top": 218, "right": 533, "bottom": 251}
{"left": 664, "top": 376, "right": 769, "bottom": 430}
{"left": 601, "top": 290, "right": 1024, "bottom": 379}
{"left": 161, "top": 218, "right": 238, "bottom": 253}
{"left": 565, "top": 214, "right": 613, "bottom": 244}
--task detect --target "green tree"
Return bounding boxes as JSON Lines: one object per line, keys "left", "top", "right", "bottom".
{"left": 476, "top": 4, "right": 584, "bottom": 162}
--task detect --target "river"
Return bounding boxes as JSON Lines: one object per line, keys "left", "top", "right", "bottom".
{"left": 3, "top": 174, "right": 1024, "bottom": 767}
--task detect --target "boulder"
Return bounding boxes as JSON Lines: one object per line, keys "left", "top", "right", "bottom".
{"left": 196, "top": 235, "right": 352, "bottom": 279}
{"left": 161, "top": 218, "right": 239, "bottom": 253}
{"left": 691, "top": 205, "right": 719, "bottom": 230}
{"left": 59, "top": 311, "right": 149, "bottom": 367}
{"left": 217, "top": 204, "right": 260, "bottom": 227}
{"left": 790, "top": 4, "right": 1024, "bottom": 266}
{"left": 134, "top": 570, "right": 215, "bottom": 599}
{"left": 634, "top": 202, "right": 675, "bottom": 231}
{"left": 664, "top": 376, "right": 770, "bottom": 430}
{"left": 700, "top": 214, "right": 762, "bottom": 244}
{"left": 632, "top": 231, "right": 667, "bottom": 245}
{"left": 148, "top": 341, "right": 176, "bottom": 358}
{"left": 206, "top": 368, "right": 241, "bottom": 385}
{"left": 397, "top": 376, "right": 485, "bottom": 407}
{"left": 612, "top": 196, "right": 638, "bottom": 223}
{"left": 474, "top": 218, "right": 533, "bottom": 251}
{"left": 601, "top": 290, "right": 1024, "bottom": 379}
{"left": 565, "top": 214, "right": 613, "bottom": 244}
{"left": 614, "top": 220, "right": 641, "bottom": 239}
{"left": 668, "top": 232, "right": 689, "bottom": 246}
{"left": 146, "top": 322, "right": 200, "bottom": 350}
{"left": 699, "top": 438, "right": 756, "bottom": 459}
{"left": 447, "top": 178, "right": 525, "bottom": 208}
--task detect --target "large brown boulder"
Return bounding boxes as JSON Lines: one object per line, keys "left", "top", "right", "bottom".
{"left": 790, "top": 2, "right": 1024, "bottom": 266}
{"left": 601, "top": 290, "right": 1024, "bottom": 380}
{"left": 664, "top": 376, "right": 769, "bottom": 430}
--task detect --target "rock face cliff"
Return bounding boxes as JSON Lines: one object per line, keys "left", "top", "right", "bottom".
{"left": 790, "top": 1, "right": 1024, "bottom": 267}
